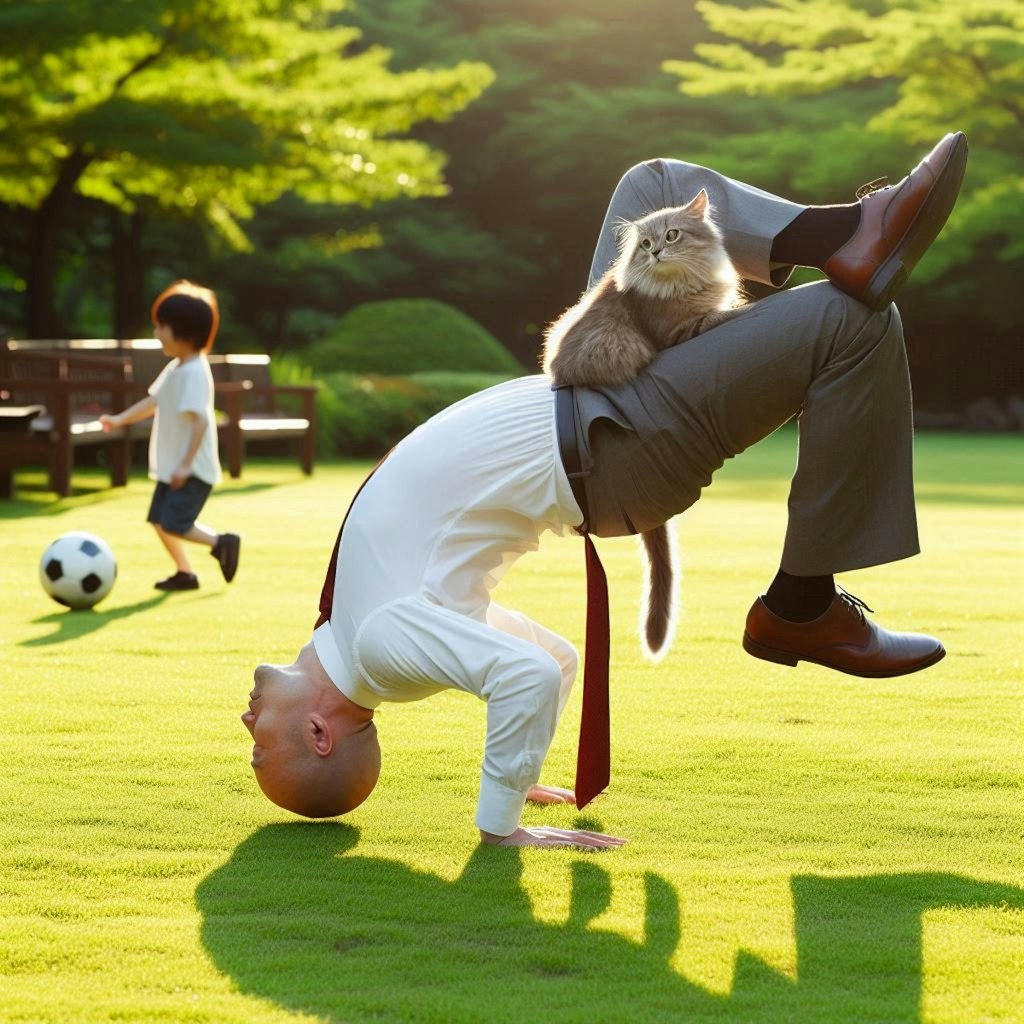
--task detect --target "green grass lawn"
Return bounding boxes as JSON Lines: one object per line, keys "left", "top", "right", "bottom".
{"left": 1, "top": 430, "right": 1021, "bottom": 1024}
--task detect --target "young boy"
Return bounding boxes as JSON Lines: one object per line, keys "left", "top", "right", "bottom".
{"left": 101, "top": 280, "right": 240, "bottom": 590}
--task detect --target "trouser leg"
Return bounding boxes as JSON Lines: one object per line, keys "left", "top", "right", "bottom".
{"left": 580, "top": 282, "right": 919, "bottom": 574}
{"left": 588, "top": 158, "right": 806, "bottom": 289}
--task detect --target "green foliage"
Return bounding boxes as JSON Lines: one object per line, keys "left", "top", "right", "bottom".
{"left": 664, "top": 0, "right": 1024, "bottom": 281}
{"left": 335, "top": 1, "right": 717, "bottom": 362}
{"left": 269, "top": 350, "right": 515, "bottom": 455}
{"left": 302, "top": 298, "right": 523, "bottom": 375}
{"left": 313, "top": 369, "right": 516, "bottom": 456}
{"left": 0, "top": 0, "right": 493, "bottom": 236}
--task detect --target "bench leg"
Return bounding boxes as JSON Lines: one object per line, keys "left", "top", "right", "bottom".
{"left": 0, "top": 469, "right": 12, "bottom": 499}
{"left": 300, "top": 429, "right": 315, "bottom": 475}
{"left": 109, "top": 437, "right": 131, "bottom": 487}
{"left": 227, "top": 426, "right": 244, "bottom": 478}
{"left": 50, "top": 440, "right": 72, "bottom": 497}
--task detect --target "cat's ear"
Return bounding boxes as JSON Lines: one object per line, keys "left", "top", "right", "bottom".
{"left": 684, "top": 189, "right": 710, "bottom": 217}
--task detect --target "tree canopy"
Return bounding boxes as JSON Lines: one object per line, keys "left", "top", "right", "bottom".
{"left": 663, "top": 0, "right": 1024, "bottom": 283}
{"left": 0, "top": 0, "right": 493, "bottom": 333}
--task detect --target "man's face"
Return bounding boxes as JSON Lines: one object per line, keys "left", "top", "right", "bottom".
{"left": 242, "top": 660, "right": 307, "bottom": 788}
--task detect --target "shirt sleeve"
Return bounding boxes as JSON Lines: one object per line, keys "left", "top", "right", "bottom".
{"left": 485, "top": 603, "right": 578, "bottom": 719}
{"left": 355, "top": 597, "right": 570, "bottom": 837}
{"left": 177, "top": 359, "right": 212, "bottom": 416}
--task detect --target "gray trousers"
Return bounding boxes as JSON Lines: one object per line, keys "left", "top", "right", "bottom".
{"left": 573, "top": 158, "right": 920, "bottom": 576}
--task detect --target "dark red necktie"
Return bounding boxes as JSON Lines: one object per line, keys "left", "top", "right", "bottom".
{"left": 315, "top": 453, "right": 391, "bottom": 629}
{"left": 574, "top": 533, "right": 610, "bottom": 809}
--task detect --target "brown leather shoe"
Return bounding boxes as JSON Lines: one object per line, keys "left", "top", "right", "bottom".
{"left": 824, "top": 132, "right": 968, "bottom": 312}
{"left": 743, "top": 592, "right": 945, "bottom": 678}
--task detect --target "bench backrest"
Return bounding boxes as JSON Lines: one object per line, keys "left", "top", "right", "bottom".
{"left": 0, "top": 344, "right": 134, "bottom": 413}
{"left": 207, "top": 354, "right": 278, "bottom": 414}
{"left": 3, "top": 339, "right": 281, "bottom": 414}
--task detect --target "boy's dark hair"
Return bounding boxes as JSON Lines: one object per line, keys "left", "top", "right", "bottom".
{"left": 151, "top": 280, "right": 220, "bottom": 351}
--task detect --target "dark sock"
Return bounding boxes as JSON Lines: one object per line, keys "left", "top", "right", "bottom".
{"left": 770, "top": 205, "right": 862, "bottom": 270}
{"left": 763, "top": 569, "right": 835, "bottom": 622}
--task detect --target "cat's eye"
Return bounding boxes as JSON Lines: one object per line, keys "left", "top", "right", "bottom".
{"left": 641, "top": 238, "right": 653, "bottom": 251}
{"left": 665, "top": 229, "right": 680, "bottom": 242}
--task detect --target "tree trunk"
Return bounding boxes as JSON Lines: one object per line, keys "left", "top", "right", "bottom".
{"left": 26, "top": 147, "right": 93, "bottom": 337}
{"left": 112, "top": 208, "right": 147, "bottom": 339}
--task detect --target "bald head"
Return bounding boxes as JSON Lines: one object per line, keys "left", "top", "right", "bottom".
{"left": 243, "top": 642, "right": 380, "bottom": 818}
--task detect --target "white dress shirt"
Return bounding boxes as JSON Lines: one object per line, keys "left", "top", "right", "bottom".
{"left": 313, "top": 374, "right": 584, "bottom": 835}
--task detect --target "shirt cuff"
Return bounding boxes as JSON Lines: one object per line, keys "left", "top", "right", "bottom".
{"left": 475, "top": 772, "right": 529, "bottom": 837}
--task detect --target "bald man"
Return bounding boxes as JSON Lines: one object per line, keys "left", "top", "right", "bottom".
{"left": 244, "top": 133, "right": 966, "bottom": 850}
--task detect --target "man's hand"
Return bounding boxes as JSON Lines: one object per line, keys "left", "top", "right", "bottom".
{"left": 170, "top": 462, "right": 192, "bottom": 489}
{"left": 480, "top": 826, "right": 626, "bottom": 851}
{"left": 526, "top": 784, "right": 576, "bottom": 805}
{"left": 99, "top": 413, "right": 119, "bottom": 433}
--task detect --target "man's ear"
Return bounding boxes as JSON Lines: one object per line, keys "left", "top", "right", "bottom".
{"left": 307, "top": 713, "right": 334, "bottom": 757}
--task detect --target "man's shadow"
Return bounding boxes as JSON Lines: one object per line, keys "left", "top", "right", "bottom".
{"left": 196, "top": 823, "right": 1021, "bottom": 1023}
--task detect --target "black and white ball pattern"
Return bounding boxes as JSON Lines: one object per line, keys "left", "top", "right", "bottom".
{"left": 39, "top": 532, "right": 117, "bottom": 609}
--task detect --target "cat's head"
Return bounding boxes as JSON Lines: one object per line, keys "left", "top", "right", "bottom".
{"left": 614, "top": 190, "right": 731, "bottom": 295}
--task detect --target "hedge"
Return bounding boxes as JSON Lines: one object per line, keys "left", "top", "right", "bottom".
{"left": 303, "top": 298, "right": 523, "bottom": 376}
{"left": 271, "top": 356, "right": 520, "bottom": 457}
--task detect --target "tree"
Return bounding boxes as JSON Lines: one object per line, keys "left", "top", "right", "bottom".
{"left": 319, "top": 0, "right": 727, "bottom": 362}
{"left": 0, "top": 0, "right": 493, "bottom": 335}
{"left": 663, "top": 0, "right": 1024, "bottom": 289}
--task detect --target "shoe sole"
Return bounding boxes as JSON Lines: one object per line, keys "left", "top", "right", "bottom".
{"left": 742, "top": 632, "right": 947, "bottom": 678}
{"left": 862, "top": 132, "right": 968, "bottom": 312}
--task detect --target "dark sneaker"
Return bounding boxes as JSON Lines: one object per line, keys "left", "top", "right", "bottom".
{"left": 155, "top": 572, "right": 199, "bottom": 591}
{"left": 211, "top": 532, "right": 240, "bottom": 583}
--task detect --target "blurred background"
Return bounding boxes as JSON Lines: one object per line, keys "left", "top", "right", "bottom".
{"left": 1, "top": 0, "right": 1021, "bottom": 451}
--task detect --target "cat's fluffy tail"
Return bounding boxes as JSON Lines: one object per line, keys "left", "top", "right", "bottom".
{"left": 641, "top": 523, "right": 676, "bottom": 658}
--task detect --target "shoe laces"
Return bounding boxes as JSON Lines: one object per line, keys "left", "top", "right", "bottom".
{"left": 855, "top": 176, "right": 890, "bottom": 199}
{"left": 837, "top": 586, "right": 874, "bottom": 625}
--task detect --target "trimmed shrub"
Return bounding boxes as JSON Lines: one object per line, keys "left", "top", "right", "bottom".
{"left": 272, "top": 355, "right": 520, "bottom": 457}
{"left": 304, "top": 299, "right": 523, "bottom": 376}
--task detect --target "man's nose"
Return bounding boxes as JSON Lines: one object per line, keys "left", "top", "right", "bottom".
{"left": 241, "top": 710, "right": 256, "bottom": 735}
{"left": 253, "top": 662, "right": 275, "bottom": 686}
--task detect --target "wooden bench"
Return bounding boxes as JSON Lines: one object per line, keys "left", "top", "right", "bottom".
{"left": 1, "top": 339, "right": 318, "bottom": 495}
{"left": 0, "top": 345, "right": 141, "bottom": 496}
{"left": 205, "top": 353, "right": 317, "bottom": 479}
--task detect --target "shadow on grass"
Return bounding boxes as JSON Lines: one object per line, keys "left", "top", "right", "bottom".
{"left": 0, "top": 475, "right": 285, "bottom": 520}
{"left": 197, "top": 823, "right": 1022, "bottom": 1023}
{"left": 21, "top": 592, "right": 171, "bottom": 646}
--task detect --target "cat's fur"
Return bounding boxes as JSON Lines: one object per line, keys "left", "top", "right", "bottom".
{"left": 542, "top": 190, "right": 746, "bottom": 656}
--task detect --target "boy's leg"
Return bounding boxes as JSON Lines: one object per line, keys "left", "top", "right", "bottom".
{"left": 181, "top": 517, "right": 241, "bottom": 584}
{"left": 147, "top": 477, "right": 239, "bottom": 587}
{"left": 153, "top": 523, "right": 193, "bottom": 574}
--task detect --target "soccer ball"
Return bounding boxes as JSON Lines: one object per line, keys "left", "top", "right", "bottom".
{"left": 39, "top": 532, "right": 118, "bottom": 609}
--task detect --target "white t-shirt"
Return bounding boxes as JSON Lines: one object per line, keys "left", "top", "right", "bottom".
{"left": 147, "top": 355, "right": 221, "bottom": 485}
{"left": 313, "top": 374, "right": 585, "bottom": 836}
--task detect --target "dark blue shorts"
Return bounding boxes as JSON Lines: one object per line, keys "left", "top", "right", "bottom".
{"left": 147, "top": 477, "right": 212, "bottom": 534}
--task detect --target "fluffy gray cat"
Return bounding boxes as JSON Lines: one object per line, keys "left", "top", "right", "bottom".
{"left": 542, "top": 189, "right": 747, "bottom": 656}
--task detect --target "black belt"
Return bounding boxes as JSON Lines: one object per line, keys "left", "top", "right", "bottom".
{"left": 554, "top": 385, "right": 590, "bottom": 533}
